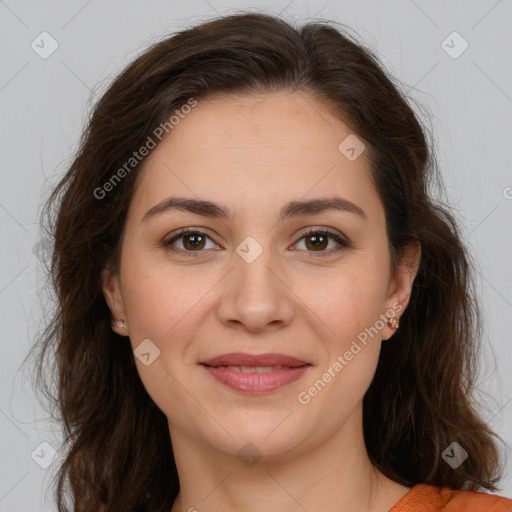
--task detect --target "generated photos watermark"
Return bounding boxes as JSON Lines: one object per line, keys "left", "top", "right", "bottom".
{"left": 94, "top": 97, "right": 198, "bottom": 200}
{"left": 297, "top": 301, "right": 403, "bottom": 405}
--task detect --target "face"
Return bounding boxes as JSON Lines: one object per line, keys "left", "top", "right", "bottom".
{"left": 102, "top": 91, "right": 420, "bottom": 460}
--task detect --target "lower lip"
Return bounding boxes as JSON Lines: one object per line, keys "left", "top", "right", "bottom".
{"left": 201, "top": 365, "right": 311, "bottom": 393}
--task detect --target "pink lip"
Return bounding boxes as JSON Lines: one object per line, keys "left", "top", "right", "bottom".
{"left": 199, "top": 352, "right": 312, "bottom": 394}
{"left": 200, "top": 352, "right": 309, "bottom": 367}
{"left": 202, "top": 365, "right": 311, "bottom": 393}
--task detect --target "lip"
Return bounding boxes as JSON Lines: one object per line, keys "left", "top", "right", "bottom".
{"left": 199, "top": 352, "right": 309, "bottom": 368}
{"left": 199, "top": 352, "right": 312, "bottom": 394}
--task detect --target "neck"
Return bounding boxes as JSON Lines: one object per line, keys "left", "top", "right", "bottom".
{"left": 168, "top": 408, "right": 409, "bottom": 512}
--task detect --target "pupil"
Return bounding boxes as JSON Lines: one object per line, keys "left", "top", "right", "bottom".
{"left": 308, "top": 234, "right": 326, "bottom": 250}
{"left": 186, "top": 234, "right": 203, "bottom": 249}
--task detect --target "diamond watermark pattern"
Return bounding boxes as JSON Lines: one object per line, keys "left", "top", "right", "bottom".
{"left": 237, "top": 442, "right": 263, "bottom": 468}
{"left": 134, "top": 338, "right": 161, "bottom": 366}
{"left": 236, "top": 236, "right": 263, "bottom": 264}
{"left": 32, "top": 236, "right": 52, "bottom": 264}
{"left": 441, "top": 31, "right": 469, "bottom": 59}
{"left": 338, "top": 134, "right": 366, "bottom": 161}
{"left": 31, "top": 31, "right": 59, "bottom": 59}
{"left": 31, "top": 441, "right": 58, "bottom": 469}
{"left": 441, "top": 441, "right": 468, "bottom": 469}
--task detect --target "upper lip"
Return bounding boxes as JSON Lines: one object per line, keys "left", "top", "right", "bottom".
{"left": 199, "top": 352, "right": 310, "bottom": 368}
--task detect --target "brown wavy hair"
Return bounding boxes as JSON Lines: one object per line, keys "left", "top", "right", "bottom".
{"left": 26, "top": 11, "right": 507, "bottom": 512}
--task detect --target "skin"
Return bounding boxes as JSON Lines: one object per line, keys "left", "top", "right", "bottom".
{"left": 102, "top": 90, "right": 421, "bottom": 512}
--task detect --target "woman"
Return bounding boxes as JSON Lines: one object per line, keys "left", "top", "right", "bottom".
{"left": 30, "top": 11, "right": 512, "bottom": 512}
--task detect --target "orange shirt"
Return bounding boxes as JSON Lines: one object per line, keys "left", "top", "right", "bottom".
{"left": 390, "top": 483, "right": 512, "bottom": 512}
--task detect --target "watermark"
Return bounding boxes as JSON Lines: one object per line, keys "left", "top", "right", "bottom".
{"left": 441, "top": 31, "right": 469, "bottom": 60}
{"left": 441, "top": 441, "right": 468, "bottom": 469}
{"left": 31, "top": 441, "right": 58, "bottom": 469}
{"left": 236, "top": 236, "right": 264, "bottom": 264}
{"left": 94, "top": 97, "right": 198, "bottom": 200}
{"left": 237, "top": 441, "right": 263, "bottom": 468}
{"left": 32, "top": 236, "right": 52, "bottom": 265}
{"left": 31, "top": 31, "right": 59, "bottom": 59}
{"left": 297, "top": 302, "right": 403, "bottom": 405}
{"left": 134, "top": 338, "right": 161, "bottom": 366}
{"left": 338, "top": 134, "right": 366, "bottom": 161}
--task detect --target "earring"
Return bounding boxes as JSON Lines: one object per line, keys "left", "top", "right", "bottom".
{"left": 110, "top": 319, "right": 127, "bottom": 329}
{"left": 388, "top": 315, "right": 399, "bottom": 330}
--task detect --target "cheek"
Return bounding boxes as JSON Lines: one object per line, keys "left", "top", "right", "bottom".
{"left": 121, "top": 255, "right": 211, "bottom": 340}
{"left": 293, "top": 267, "right": 387, "bottom": 407}
{"left": 120, "top": 266, "right": 205, "bottom": 420}
{"left": 300, "top": 274, "right": 385, "bottom": 406}
{"left": 296, "top": 265, "right": 388, "bottom": 343}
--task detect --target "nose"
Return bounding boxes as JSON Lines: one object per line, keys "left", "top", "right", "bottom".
{"left": 217, "top": 245, "right": 295, "bottom": 333}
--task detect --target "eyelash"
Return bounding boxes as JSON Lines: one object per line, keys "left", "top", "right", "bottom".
{"left": 163, "top": 227, "right": 352, "bottom": 258}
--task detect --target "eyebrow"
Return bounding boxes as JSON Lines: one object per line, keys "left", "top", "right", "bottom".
{"left": 141, "top": 195, "right": 367, "bottom": 223}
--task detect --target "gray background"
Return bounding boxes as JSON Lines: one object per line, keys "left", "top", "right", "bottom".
{"left": 1, "top": 0, "right": 511, "bottom": 510}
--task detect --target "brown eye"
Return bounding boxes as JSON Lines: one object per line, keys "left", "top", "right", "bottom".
{"left": 164, "top": 228, "right": 219, "bottom": 256}
{"left": 304, "top": 233, "right": 329, "bottom": 251}
{"left": 294, "top": 228, "right": 351, "bottom": 256}
{"left": 181, "top": 233, "right": 206, "bottom": 250}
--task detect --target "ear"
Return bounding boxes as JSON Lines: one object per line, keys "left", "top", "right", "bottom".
{"left": 101, "top": 265, "right": 129, "bottom": 336}
{"left": 382, "top": 241, "right": 421, "bottom": 340}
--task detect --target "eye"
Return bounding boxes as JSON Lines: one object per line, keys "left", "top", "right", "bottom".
{"left": 293, "top": 228, "right": 352, "bottom": 256}
{"left": 163, "top": 227, "right": 352, "bottom": 258}
{"left": 163, "top": 227, "right": 220, "bottom": 256}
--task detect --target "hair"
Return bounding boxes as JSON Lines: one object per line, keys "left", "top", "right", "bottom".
{"left": 26, "top": 10, "right": 507, "bottom": 512}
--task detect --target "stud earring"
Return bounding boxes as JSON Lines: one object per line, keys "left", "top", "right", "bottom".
{"left": 387, "top": 315, "right": 399, "bottom": 330}
{"left": 110, "top": 319, "right": 127, "bottom": 329}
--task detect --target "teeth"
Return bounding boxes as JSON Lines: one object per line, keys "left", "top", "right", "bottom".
{"left": 225, "top": 365, "right": 284, "bottom": 373}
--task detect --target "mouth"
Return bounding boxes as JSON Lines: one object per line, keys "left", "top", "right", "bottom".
{"left": 199, "top": 352, "right": 310, "bottom": 368}
{"left": 199, "top": 353, "right": 312, "bottom": 393}
{"left": 211, "top": 365, "right": 304, "bottom": 373}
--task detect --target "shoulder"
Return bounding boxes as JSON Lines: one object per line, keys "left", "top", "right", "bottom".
{"left": 390, "top": 483, "right": 512, "bottom": 512}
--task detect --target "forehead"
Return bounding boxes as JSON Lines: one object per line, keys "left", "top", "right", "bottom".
{"left": 162, "top": 91, "right": 351, "bottom": 156}
{"left": 129, "top": 91, "right": 383, "bottom": 224}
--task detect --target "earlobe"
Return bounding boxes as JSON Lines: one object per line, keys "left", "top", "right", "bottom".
{"left": 383, "top": 241, "right": 421, "bottom": 339}
{"left": 101, "top": 266, "right": 129, "bottom": 336}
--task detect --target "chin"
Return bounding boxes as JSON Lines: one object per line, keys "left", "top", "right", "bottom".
{"left": 203, "top": 419, "right": 308, "bottom": 462}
